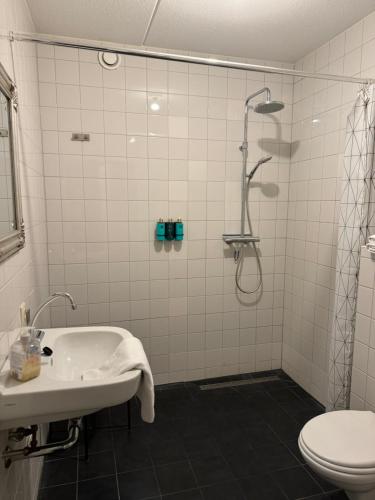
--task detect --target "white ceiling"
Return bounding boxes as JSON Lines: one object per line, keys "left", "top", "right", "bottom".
{"left": 27, "top": 0, "right": 375, "bottom": 63}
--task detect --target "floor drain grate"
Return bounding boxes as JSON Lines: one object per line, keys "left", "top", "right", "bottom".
{"left": 199, "top": 374, "right": 280, "bottom": 390}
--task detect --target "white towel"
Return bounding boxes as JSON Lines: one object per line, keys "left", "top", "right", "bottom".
{"left": 82, "top": 337, "right": 155, "bottom": 423}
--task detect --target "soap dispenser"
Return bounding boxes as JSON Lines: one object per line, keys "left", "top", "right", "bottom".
{"left": 156, "top": 218, "right": 165, "bottom": 241}
{"left": 9, "top": 328, "right": 41, "bottom": 382}
{"left": 175, "top": 218, "right": 184, "bottom": 241}
{"left": 165, "top": 218, "right": 175, "bottom": 241}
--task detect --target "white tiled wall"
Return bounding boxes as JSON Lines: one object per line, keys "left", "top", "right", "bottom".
{"left": 0, "top": 0, "right": 49, "bottom": 498}
{"left": 37, "top": 46, "right": 293, "bottom": 383}
{"left": 282, "top": 11, "right": 375, "bottom": 405}
{"left": 350, "top": 246, "right": 375, "bottom": 410}
{"left": 36, "top": 12, "right": 375, "bottom": 394}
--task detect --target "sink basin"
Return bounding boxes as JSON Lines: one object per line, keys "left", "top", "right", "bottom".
{"left": 0, "top": 326, "right": 141, "bottom": 430}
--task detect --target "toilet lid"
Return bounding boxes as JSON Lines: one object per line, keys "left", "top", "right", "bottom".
{"left": 301, "top": 410, "right": 375, "bottom": 469}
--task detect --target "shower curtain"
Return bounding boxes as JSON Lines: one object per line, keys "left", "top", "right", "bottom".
{"left": 328, "top": 84, "right": 375, "bottom": 411}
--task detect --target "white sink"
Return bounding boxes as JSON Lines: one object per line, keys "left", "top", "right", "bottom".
{"left": 0, "top": 326, "right": 141, "bottom": 430}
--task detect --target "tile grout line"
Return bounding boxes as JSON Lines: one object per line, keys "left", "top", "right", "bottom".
{"left": 147, "top": 443, "right": 164, "bottom": 498}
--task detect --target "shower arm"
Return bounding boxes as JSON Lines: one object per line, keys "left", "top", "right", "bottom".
{"left": 242, "top": 87, "right": 271, "bottom": 149}
{"left": 245, "top": 87, "right": 271, "bottom": 109}
{"left": 240, "top": 87, "right": 270, "bottom": 236}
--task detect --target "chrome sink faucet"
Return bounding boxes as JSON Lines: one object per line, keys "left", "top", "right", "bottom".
{"left": 29, "top": 292, "right": 77, "bottom": 328}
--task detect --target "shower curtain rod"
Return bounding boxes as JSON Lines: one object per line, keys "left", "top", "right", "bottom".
{"left": 9, "top": 31, "right": 375, "bottom": 86}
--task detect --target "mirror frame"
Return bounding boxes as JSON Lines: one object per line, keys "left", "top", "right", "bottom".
{"left": 0, "top": 62, "right": 24, "bottom": 263}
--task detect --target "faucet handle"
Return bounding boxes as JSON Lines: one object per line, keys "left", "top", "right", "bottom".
{"left": 22, "top": 306, "right": 31, "bottom": 326}
{"left": 34, "top": 329, "right": 45, "bottom": 342}
{"left": 42, "top": 346, "right": 53, "bottom": 357}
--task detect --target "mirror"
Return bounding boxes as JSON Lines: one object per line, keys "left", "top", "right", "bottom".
{"left": 0, "top": 90, "right": 16, "bottom": 236}
{"left": 0, "top": 62, "right": 24, "bottom": 263}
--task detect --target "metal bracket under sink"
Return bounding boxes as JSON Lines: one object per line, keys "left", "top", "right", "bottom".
{"left": 222, "top": 233, "right": 260, "bottom": 245}
{"left": 2, "top": 418, "right": 81, "bottom": 468}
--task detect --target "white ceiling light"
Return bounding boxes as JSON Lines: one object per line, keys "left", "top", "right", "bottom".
{"left": 150, "top": 101, "right": 161, "bottom": 112}
{"left": 98, "top": 51, "right": 121, "bottom": 70}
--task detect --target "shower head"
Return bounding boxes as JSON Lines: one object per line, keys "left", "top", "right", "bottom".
{"left": 254, "top": 100, "right": 284, "bottom": 114}
{"left": 245, "top": 87, "right": 284, "bottom": 115}
{"left": 248, "top": 155, "right": 272, "bottom": 180}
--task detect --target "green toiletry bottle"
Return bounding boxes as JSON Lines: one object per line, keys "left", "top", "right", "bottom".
{"left": 156, "top": 218, "right": 165, "bottom": 241}
{"left": 175, "top": 218, "right": 184, "bottom": 241}
{"left": 165, "top": 218, "right": 175, "bottom": 241}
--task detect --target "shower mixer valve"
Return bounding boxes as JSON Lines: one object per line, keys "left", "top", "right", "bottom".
{"left": 223, "top": 236, "right": 260, "bottom": 264}
{"left": 222, "top": 234, "right": 260, "bottom": 245}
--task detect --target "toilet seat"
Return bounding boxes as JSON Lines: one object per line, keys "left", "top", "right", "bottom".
{"left": 299, "top": 435, "right": 375, "bottom": 476}
{"left": 299, "top": 410, "right": 375, "bottom": 474}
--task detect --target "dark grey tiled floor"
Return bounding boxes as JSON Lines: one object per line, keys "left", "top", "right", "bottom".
{"left": 38, "top": 369, "right": 348, "bottom": 500}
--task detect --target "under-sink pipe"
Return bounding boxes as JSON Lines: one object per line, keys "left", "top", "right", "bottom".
{"left": 2, "top": 418, "right": 81, "bottom": 468}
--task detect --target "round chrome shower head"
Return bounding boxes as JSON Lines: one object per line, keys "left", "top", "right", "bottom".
{"left": 254, "top": 100, "right": 284, "bottom": 114}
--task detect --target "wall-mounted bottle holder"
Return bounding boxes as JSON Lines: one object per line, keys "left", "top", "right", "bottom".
{"left": 165, "top": 219, "right": 175, "bottom": 241}
{"left": 155, "top": 218, "right": 184, "bottom": 241}
{"left": 175, "top": 219, "right": 183, "bottom": 241}
{"left": 156, "top": 219, "right": 165, "bottom": 241}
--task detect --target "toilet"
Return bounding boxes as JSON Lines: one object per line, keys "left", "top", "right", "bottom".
{"left": 299, "top": 410, "right": 375, "bottom": 500}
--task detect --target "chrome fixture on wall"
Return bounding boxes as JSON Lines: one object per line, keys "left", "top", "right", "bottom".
{"left": 247, "top": 155, "right": 272, "bottom": 181}
{"left": 223, "top": 87, "right": 284, "bottom": 294}
{"left": 29, "top": 292, "right": 77, "bottom": 328}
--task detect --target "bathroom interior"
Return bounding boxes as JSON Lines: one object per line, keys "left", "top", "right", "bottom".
{"left": 2, "top": 0, "right": 375, "bottom": 499}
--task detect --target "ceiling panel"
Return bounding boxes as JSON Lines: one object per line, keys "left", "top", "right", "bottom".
{"left": 27, "top": 0, "right": 375, "bottom": 62}
{"left": 148, "top": 0, "right": 375, "bottom": 62}
{"left": 27, "top": 0, "right": 156, "bottom": 45}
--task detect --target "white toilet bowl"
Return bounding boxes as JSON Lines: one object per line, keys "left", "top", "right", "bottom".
{"left": 299, "top": 410, "right": 375, "bottom": 500}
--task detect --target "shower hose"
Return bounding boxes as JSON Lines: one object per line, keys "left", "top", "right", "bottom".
{"left": 234, "top": 175, "right": 263, "bottom": 294}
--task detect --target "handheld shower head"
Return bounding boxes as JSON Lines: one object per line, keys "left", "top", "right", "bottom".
{"left": 248, "top": 155, "right": 272, "bottom": 180}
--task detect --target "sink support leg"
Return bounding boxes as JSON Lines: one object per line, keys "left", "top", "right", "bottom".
{"left": 88, "top": 399, "right": 133, "bottom": 435}
{"left": 83, "top": 416, "right": 89, "bottom": 461}
{"left": 127, "top": 399, "right": 131, "bottom": 431}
